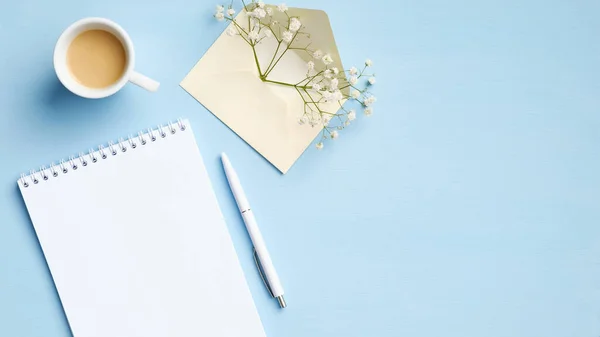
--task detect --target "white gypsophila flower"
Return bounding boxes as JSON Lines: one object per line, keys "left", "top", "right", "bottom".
{"left": 351, "top": 90, "right": 360, "bottom": 99}
{"left": 323, "top": 90, "right": 342, "bottom": 102}
{"left": 329, "top": 78, "right": 339, "bottom": 90}
{"left": 322, "top": 115, "right": 332, "bottom": 126}
{"left": 282, "top": 30, "right": 294, "bottom": 43}
{"left": 227, "top": 8, "right": 235, "bottom": 16}
{"left": 298, "top": 116, "right": 306, "bottom": 125}
{"left": 368, "top": 77, "right": 376, "bottom": 85}
{"left": 216, "top": 5, "right": 224, "bottom": 12}
{"left": 323, "top": 69, "right": 333, "bottom": 79}
{"left": 349, "top": 76, "right": 358, "bottom": 85}
{"left": 266, "top": 7, "right": 273, "bottom": 15}
{"left": 331, "top": 67, "right": 339, "bottom": 75}
{"left": 326, "top": 90, "right": 342, "bottom": 102}
{"left": 253, "top": 7, "right": 266, "bottom": 18}
{"left": 215, "top": 12, "right": 225, "bottom": 21}
{"left": 257, "top": 0, "right": 265, "bottom": 8}
{"left": 364, "top": 107, "right": 373, "bottom": 116}
{"left": 364, "top": 95, "right": 377, "bottom": 106}
{"left": 347, "top": 110, "right": 356, "bottom": 121}
{"left": 344, "top": 120, "right": 350, "bottom": 127}
{"left": 349, "top": 66, "right": 358, "bottom": 75}
{"left": 307, "top": 61, "right": 315, "bottom": 71}
{"left": 316, "top": 142, "right": 324, "bottom": 150}
{"left": 365, "top": 59, "right": 373, "bottom": 67}
{"left": 248, "top": 29, "right": 259, "bottom": 43}
{"left": 320, "top": 90, "right": 332, "bottom": 101}
{"left": 331, "top": 130, "right": 339, "bottom": 139}
{"left": 312, "top": 49, "right": 323, "bottom": 59}
{"left": 226, "top": 26, "right": 237, "bottom": 36}
{"left": 278, "top": 3, "right": 288, "bottom": 12}
{"left": 322, "top": 54, "right": 333, "bottom": 65}
{"left": 263, "top": 29, "right": 273, "bottom": 38}
{"left": 332, "top": 90, "right": 343, "bottom": 101}
{"left": 289, "top": 17, "right": 301, "bottom": 32}
{"left": 312, "top": 83, "right": 321, "bottom": 91}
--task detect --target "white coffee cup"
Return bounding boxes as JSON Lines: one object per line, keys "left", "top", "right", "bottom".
{"left": 54, "top": 17, "right": 159, "bottom": 99}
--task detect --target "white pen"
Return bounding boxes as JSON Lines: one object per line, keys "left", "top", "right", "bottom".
{"left": 221, "top": 153, "right": 286, "bottom": 308}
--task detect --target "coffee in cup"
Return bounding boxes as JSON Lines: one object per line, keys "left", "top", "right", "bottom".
{"left": 67, "top": 30, "right": 127, "bottom": 89}
{"left": 54, "top": 18, "right": 159, "bottom": 99}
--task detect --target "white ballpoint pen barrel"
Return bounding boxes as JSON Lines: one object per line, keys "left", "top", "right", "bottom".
{"left": 221, "top": 153, "right": 286, "bottom": 307}
{"left": 241, "top": 210, "right": 284, "bottom": 297}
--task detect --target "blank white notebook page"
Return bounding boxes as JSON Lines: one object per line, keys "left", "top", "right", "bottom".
{"left": 18, "top": 120, "right": 266, "bottom": 337}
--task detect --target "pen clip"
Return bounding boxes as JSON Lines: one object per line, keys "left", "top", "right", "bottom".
{"left": 253, "top": 248, "right": 274, "bottom": 297}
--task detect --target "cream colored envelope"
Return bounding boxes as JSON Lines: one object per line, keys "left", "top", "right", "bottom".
{"left": 181, "top": 7, "right": 347, "bottom": 173}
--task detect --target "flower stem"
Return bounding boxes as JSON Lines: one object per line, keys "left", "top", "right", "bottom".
{"left": 262, "top": 41, "right": 282, "bottom": 79}
{"left": 258, "top": 21, "right": 280, "bottom": 42}
{"left": 263, "top": 79, "right": 293, "bottom": 87}
{"left": 263, "top": 31, "right": 299, "bottom": 78}
{"left": 251, "top": 45, "right": 263, "bottom": 77}
{"left": 263, "top": 46, "right": 290, "bottom": 77}
{"left": 225, "top": 14, "right": 263, "bottom": 76}
{"left": 263, "top": 79, "right": 311, "bottom": 89}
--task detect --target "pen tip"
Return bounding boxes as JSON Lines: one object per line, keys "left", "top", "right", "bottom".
{"left": 276, "top": 295, "right": 287, "bottom": 308}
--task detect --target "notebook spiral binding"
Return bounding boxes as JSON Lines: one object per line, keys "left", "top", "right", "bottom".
{"left": 19, "top": 119, "right": 187, "bottom": 188}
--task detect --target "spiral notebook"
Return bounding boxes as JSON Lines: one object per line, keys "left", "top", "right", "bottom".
{"left": 17, "top": 119, "right": 266, "bottom": 337}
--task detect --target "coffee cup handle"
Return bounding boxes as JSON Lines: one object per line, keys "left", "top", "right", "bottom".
{"left": 129, "top": 71, "right": 160, "bottom": 92}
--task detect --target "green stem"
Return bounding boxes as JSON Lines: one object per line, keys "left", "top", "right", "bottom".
{"left": 263, "top": 41, "right": 282, "bottom": 78}
{"left": 263, "top": 79, "right": 294, "bottom": 87}
{"left": 295, "top": 87, "right": 321, "bottom": 114}
{"left": 340, "top": 83, "right": 366, "bottom": 92}
{"left": 297, "top": 70, "right": 323, "bottom": 86}
{"left": 263, "top": 79, "right": 311, "bottom": 89}
{"left": 264, "top": 46, "right": 289, "bottom": 77}
{"left": 226, "top": 18, "right": 262, "bottom": 76}
{"left": 227, "top": 18, "right": 250, "bottom": 43}
{"left": 258, "top": 21, "right": 280, "bottom": 42}
{"left": 337, "top": 101, "right": 348, "bottom": 112}
{"left": 263, "top": 30, "right": 299, "bottom": 77}
{"left": 247, "top": 11, "right": 251, "bottom": 31}
{"left": 303, "top": 88, "right": 325, "bottom": 113}
{"left": 251, "top": 45, "right": 263, "bottom": 77}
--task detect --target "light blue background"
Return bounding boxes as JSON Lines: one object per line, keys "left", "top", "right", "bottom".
{"left": 1, "top": 0, "right": 599, "bottom": 336}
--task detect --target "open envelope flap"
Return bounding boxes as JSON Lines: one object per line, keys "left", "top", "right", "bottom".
{"left": 265, "top": 7, "right": 349, "bottom": 96}
{"left": 181, "top": 9, "right": 345, "bottom": 174}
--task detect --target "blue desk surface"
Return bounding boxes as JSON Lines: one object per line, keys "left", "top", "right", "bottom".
{"left": 1, "top": 0, "right": 599, "bottom": 336}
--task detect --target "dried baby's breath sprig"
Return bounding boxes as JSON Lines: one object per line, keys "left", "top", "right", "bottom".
{"left": 214, "top": 1, "right": 377, "bottom": 150}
